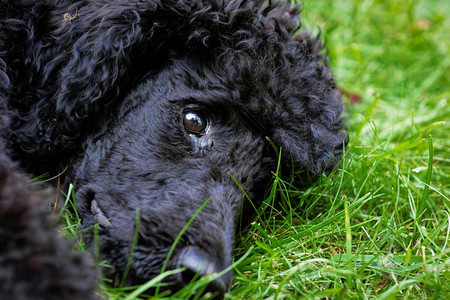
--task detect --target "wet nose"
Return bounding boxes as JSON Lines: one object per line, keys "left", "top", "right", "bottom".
{"left": 177, "top": 246, "right": 228, "bottom": 298}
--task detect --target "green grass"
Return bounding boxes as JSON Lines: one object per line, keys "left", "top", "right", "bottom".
{"left": 62, "top": 0, "right": 449, "bottom": 298}
{"left": 225, "top": 0, "right": 449, "bottom": 298}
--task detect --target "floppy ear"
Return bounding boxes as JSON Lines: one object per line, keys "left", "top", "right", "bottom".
{"left": 5, "top": 2, "right": 183, "bottom": 158}
{"left": 271, "top": 32, "right": 347, "bottom": 175}
{"left": 272, "top": 88, "right": 347, "bottom": 175}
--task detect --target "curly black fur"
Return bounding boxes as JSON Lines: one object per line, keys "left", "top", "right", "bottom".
{"left": 0, "top": 0, "right": 346, "bottom": 298}
{"left": 0, "top": 67, "right": 98, "bottom": 298}
{"left": 0, "top": 143, "right": 99, "bottom": 299}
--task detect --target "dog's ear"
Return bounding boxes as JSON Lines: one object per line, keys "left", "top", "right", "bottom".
{"left": 272, "top": 88, "right": 347, "bottom": 175}
{"left": 10, "top": 3, "right": 179, "bottom": 157}
{"left": 269, "top": 31, "right": 347, "bottom": 175}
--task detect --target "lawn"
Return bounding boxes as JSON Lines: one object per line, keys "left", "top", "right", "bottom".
{"left": 72, "top": 0, "right": 449, "bottom": 298}
{"left": 224, "top": 0, "right": 449, "bottom": 298}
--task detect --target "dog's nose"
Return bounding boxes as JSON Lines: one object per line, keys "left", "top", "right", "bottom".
{"left": 177, "top": 246, "right": 228, "bottom": 298}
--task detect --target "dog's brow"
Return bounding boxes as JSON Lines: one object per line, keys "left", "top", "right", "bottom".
{"left": 235, "top": 108, "right": 266, "bottom": 136}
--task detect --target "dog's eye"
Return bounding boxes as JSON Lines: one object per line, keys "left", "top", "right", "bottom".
{"left": 183, "top": 110, "right": 208, "bottom": 134}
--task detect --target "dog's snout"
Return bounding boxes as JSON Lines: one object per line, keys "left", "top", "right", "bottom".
{"left": 177, "top": 246, "right": 228, "bottom": 298}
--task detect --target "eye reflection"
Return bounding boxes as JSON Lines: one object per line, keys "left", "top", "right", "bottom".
{"left": 183, "top": 111, "right": 208, "bottom": 134}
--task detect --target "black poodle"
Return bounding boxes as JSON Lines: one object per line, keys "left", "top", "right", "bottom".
{"left": 0, "top": 0, "right": 346, "bottom": 298}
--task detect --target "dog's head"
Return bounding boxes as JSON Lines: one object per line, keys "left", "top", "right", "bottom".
{"left": 6, "top": 0, "right": 346, "bottom": 297}
{"left": 71, "top": 59, "right": 274, "bottom": 292}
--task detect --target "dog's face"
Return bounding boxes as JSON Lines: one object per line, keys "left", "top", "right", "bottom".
{"left": 3, "top": 1, "right": 346, "bottom": 296}
{"left": 69, "top": 58, "right": 275, "bottom": 293}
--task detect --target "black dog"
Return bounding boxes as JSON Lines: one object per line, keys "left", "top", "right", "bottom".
{"left": 0, "top": 0, "right": 346, "bottom": 298}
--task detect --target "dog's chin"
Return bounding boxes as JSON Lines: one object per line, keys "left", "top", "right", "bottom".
{"left": 100, "top": 250, "right": 229, "bottom": 299}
